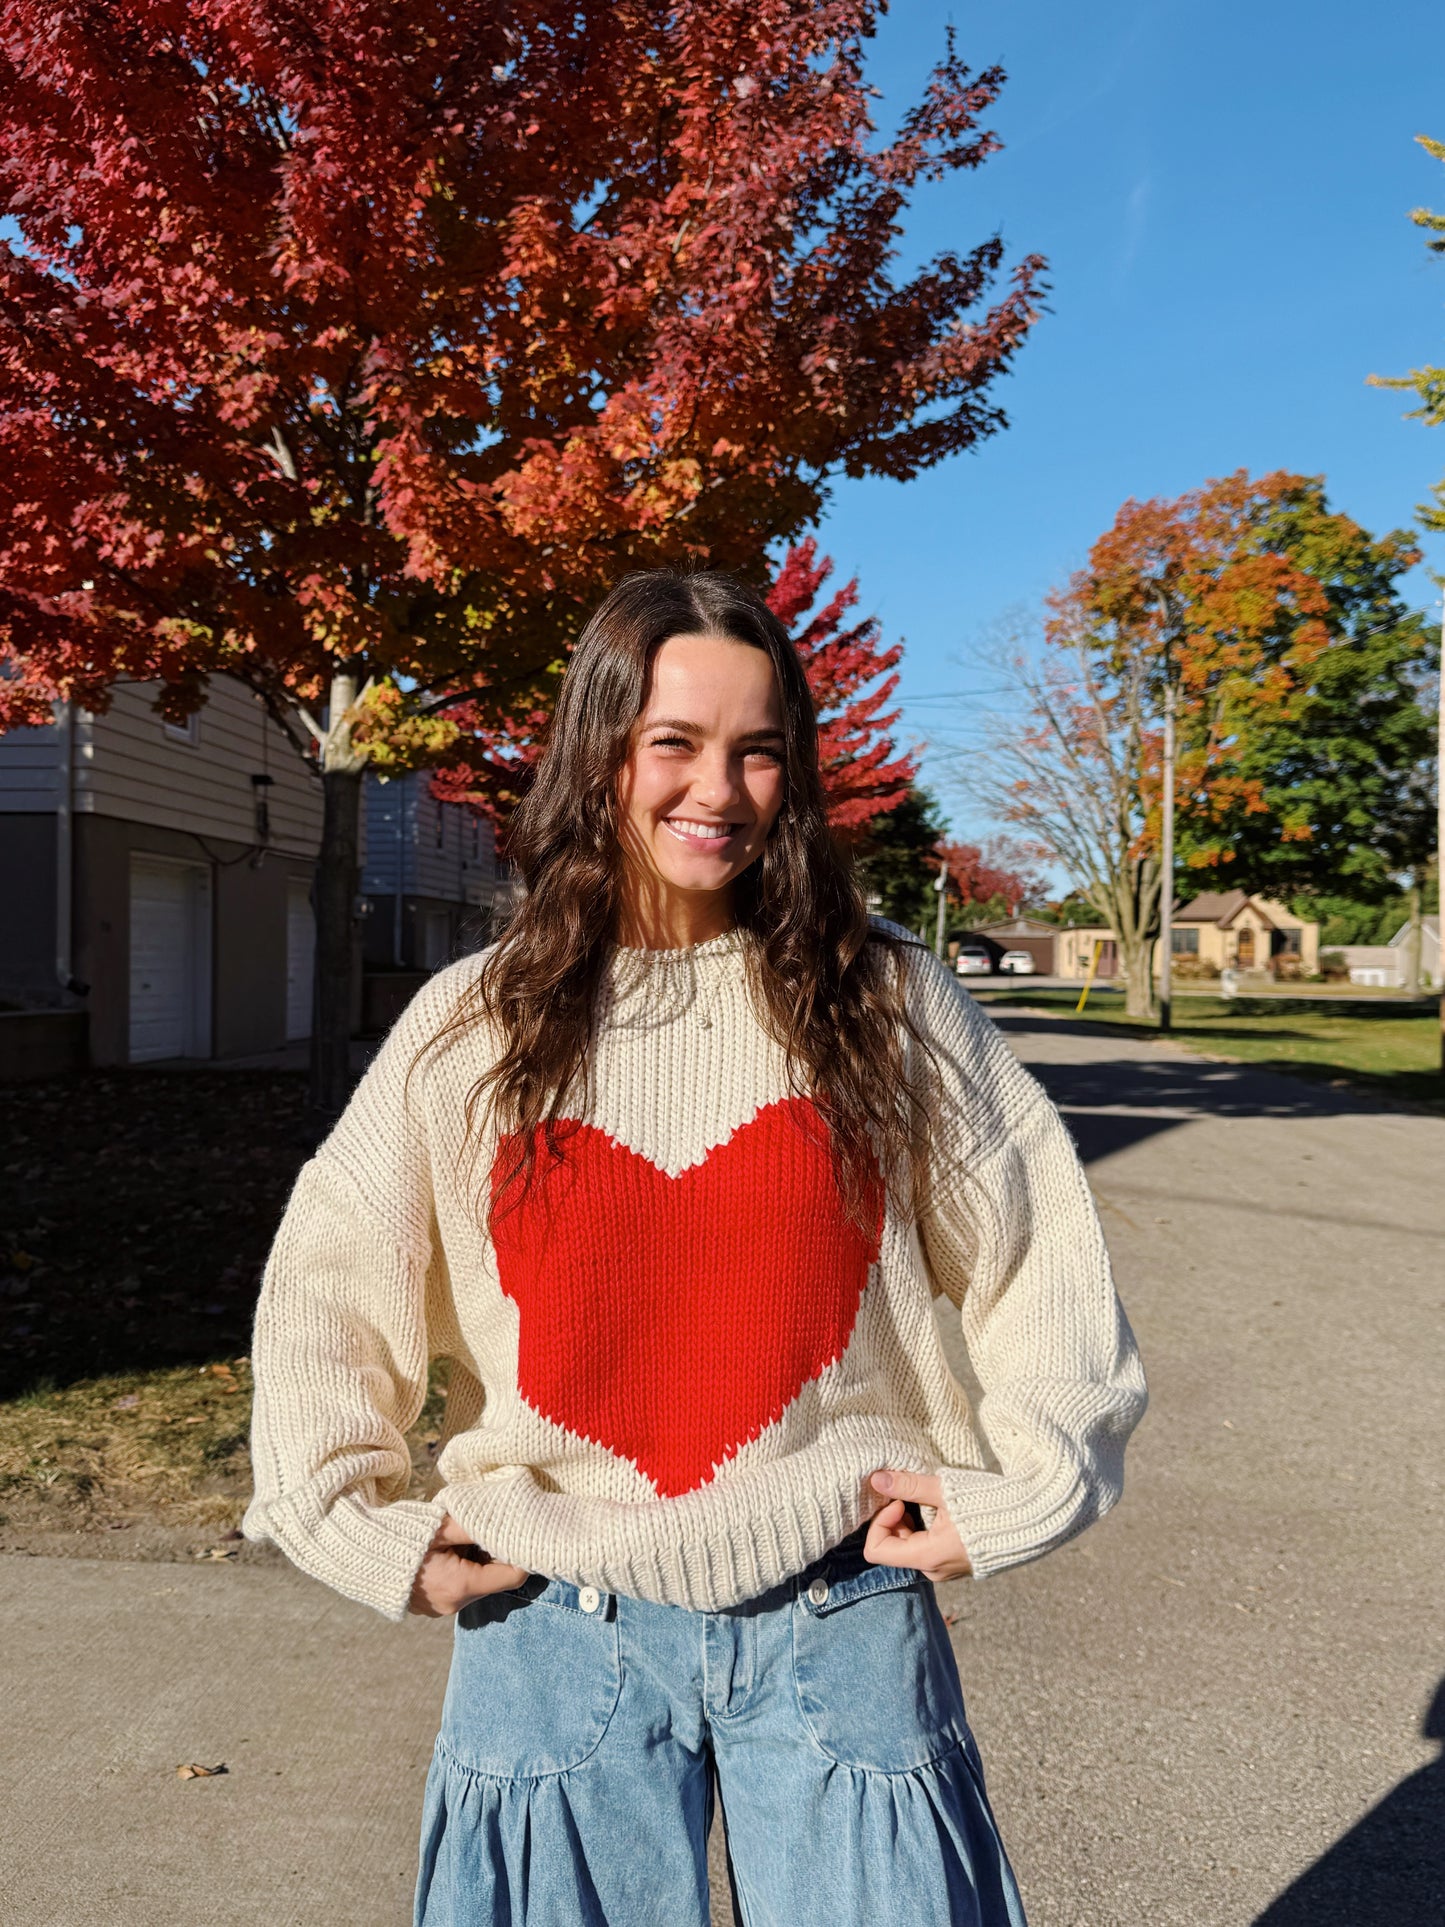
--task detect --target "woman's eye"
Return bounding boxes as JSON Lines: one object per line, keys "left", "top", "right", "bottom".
{"left": 649, "top": 735, "right": 692, "bottom": 751}
{"left": 745, "top": 746, "right": 784, "bottom": 764}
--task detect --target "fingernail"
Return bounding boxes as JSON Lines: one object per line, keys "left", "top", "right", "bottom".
{"left": 873, "top": 1471, "right": 893, "bottom": 1493}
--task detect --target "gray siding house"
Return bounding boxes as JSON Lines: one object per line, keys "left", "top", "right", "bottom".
{"left": 0, "top": 677, "right": 321, "bottom": 1065}
{"left": 0, "top": 681, "right": 510, "bottom": 1069}
{"left": 360, "top": 770, "right": 501, "bottom": 971}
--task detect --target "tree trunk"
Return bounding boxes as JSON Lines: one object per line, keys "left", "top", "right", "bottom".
{"left": 309, "top": 667, "right": 369, "bottom": 1119}
{"left": 311, "top": 764, "right": 363, "bottom": 1117}
{"left": 1120, "top": 929, "right": 1156, "bottom": 1020}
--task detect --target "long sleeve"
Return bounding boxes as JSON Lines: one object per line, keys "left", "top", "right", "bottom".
{"left": 921, "top": 1092, "right": 1147, "bottom": 1577}
{"left": 901, "top": 937, "right": 1147, "bottom": 1578}
{"left": 240, "top": 966, "right": 481, "bottom": 1619}
{"left": 242, "top": 1155, "right": 447, "bottom": 1619}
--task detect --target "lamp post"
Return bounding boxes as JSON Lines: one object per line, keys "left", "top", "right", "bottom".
{"left": 934, "top": 861, "right": 948, "bottom": 960}
{"left": 1159, "top": 675, "right": 1176, "bottom": 1034}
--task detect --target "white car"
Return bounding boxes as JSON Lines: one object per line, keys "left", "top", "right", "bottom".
{"left": 999, "top": 949, "right": 1037, "bottom": 975}
{"left": 955, "top": 945, "right": 992, "bottom": 976}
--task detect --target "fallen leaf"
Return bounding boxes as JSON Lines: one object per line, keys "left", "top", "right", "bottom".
{"left": 113, "top": 1394, "right": 140, "bottom": 1410}
{"left": 176, "top": 1762, "right": 228, "bottom": 1779}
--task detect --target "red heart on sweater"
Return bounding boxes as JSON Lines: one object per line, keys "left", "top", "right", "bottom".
{"left": 490, "top": 1099, "right": 882, "bottom": 1498}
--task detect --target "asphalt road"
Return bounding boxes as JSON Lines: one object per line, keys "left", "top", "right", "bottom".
{"left": 2, "top": 1014, "right": 1441, "bottom": 1926}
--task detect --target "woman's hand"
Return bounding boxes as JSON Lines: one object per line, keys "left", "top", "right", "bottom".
{"left": 408, "top": 1514, "right": 530, "bottom": 1618}
{"left": 864, "top": 1470, "right": 973, "bottom": 1582}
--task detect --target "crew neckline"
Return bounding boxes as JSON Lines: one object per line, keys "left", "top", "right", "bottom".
{"left": 608, "top": 928, "right": 746, "bottom": 965}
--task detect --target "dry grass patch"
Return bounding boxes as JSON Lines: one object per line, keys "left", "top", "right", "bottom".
{"left": 0, "top": 1357, "right": 451, "bottom": 1556}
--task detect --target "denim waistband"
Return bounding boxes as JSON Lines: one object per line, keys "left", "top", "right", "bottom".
{"left": 490, "top": 1503, "right": 927, "bottom": 1622}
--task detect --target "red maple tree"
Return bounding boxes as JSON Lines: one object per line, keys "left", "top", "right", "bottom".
{"left": 0, "top": 0, "right": 1044, "bottom": 1106}
{"left": 936, "top": 838, "right": 1044, "bottom": 914}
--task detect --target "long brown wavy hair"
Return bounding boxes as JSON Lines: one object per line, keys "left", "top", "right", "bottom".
{"left": 425, "top": 568, "right": 938, "bottom": 1225}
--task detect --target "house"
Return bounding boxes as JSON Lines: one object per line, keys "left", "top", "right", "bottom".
{"left": 1055, "top": 890, "right": 1320, "bottom": 982}
{"left": 971, "top": 916, "right": 1057, "bottom": 974}
{"left": 1166, "top": 890, "right": 1319, "bottom": 978}
{"left": 359, "top": 770, "right": 502, "bottom": 972}
{"left": 0, "top": 677, "right": 322, "bottom": 1066}
{"left": 1334, "top": 915, "right": 1442, "bottom": 989}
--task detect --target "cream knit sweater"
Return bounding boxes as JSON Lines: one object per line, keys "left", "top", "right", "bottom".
{"left": 243, "top": 928, "right": 1146, "bottom": 1620}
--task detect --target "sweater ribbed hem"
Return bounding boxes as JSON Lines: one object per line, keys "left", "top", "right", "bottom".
{"left": 438, "top": 1420, "right": 947, "bottom": 1612}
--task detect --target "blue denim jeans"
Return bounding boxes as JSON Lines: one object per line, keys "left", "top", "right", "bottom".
{"left": 415, "top": 1520, "right": 1028, "bottom": 1926}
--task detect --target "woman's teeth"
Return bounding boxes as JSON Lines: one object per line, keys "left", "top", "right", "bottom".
{"left": 664, "top": 819, "right": 737, "bottom": 844}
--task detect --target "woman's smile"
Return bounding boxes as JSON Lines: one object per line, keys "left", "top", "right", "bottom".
{"left": 661, "top": 815, "right": 747, "bottom": 852}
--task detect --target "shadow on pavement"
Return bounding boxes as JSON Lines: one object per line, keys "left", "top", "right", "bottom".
{"left": 986, "top": 1013, "right": 1424, "bottom": 1167}
{"left": 1252, "top": 1677, "right": 1445, "bottom": 1925}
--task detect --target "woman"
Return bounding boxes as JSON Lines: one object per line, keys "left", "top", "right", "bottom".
{"left": 244, "top": 570, "right": 1147, "bottom": 1926}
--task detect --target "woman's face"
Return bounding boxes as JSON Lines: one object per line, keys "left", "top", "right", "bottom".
{"left": 616, "top": 632, "right": 786, "bottom": 910}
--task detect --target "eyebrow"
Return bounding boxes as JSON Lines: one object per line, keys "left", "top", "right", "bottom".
{"left": 643, "top": 717, "right": 786, "bottom": 741}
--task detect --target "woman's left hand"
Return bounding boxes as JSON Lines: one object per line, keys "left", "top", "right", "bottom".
{"left": 864, "top": 1469, "right": 973, "bottom": 1581}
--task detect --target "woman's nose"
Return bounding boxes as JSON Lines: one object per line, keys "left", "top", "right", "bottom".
{"left": 690, "top": 752, "right": 742, "bottom": 811}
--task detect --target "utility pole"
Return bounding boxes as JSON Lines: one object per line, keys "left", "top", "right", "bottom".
{"left": 1159, "top": 674, "right": 1176, "bottom": 1034}
{"left": 934, "top": 860, "right": 949, "bottom": 960}
{"left": 1438, "top": 597, "right": 1444, "bottom": 1071}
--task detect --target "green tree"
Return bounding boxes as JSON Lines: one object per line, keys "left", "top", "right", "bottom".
{"left": 1368, "top": 130, "right": 1445, "bottom": 1009}
{"left": 1191, "top": 480, "right": 1438, "bottom": 907}
{"left": 855, "top": 787, "right": 948, "bottom": 932}
{"left": 1368, "top": 133, "right": 1445, "bottom": 535}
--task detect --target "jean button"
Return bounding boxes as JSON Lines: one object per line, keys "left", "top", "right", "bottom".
{"left": 807, "top": 1579, "right": 829, "bottom": 1607}
{"left": 578, "top": 1585, "right": 601, "bottom": 1614}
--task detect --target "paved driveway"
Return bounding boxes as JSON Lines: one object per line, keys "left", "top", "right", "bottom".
{"left": 3, "top": 1014, "right": 1441, "bottom": 1925}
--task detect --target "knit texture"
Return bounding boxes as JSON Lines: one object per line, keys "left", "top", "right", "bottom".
{"left": 243, "top": 927, "right": 1147, "bottom": 1620}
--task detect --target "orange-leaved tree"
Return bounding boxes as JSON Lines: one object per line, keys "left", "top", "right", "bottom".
{"left": 975, "top": 471, "right": 1334, "bottom": 1016}
{"left": 0, "top": 0, "right": 1045, "bottom": 1110}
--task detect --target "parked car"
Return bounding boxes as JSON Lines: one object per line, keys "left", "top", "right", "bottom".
{"left": 955, "top": 943, "right": 993, "bottom": 976}
{"left": 999, "top": 949, "right": 1037, "bottom": 975}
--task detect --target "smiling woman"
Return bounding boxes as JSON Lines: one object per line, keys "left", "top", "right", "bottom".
{"left": 616, "top": 633, "right": 787, "bottom": 943}
{"left": 243, "top": 567, "right": 1146, "bottom": 1927}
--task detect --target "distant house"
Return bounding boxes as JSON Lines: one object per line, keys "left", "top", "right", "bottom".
{"left": 971, "top": 916, "right": 1058, "bottom": 974}
{"left": 1334, "top": 915, "right": 1442, "bottom": 989}
{"left": 0, "top": 678, "right": 321, "bottom": 1065}
{"left": 1055, "top": 890, "right": 1320, "bottom": 982}
{"left": 359, "top": 770, "right": 503, "bottom": 972}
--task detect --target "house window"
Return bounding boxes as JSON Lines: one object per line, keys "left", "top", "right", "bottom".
{"left": 1171, "top": 928, "right": 1199, "bottom": 954}
{"left": 1278, "top": 928, "right": 1301, "bottom": 954}
{"left": 163, "top": 714, "right": 200, "bottom": 746}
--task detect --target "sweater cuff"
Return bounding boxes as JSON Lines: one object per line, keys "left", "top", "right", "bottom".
{"left": 938, "top": 1459, "right": 1101, "bottom": 1582}
{"left": 243, "top": 1486, "right": 448, "bottom": 1621}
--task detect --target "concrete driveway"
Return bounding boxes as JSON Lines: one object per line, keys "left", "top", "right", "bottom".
{"left": 2, "top": 1013, "right": 1441, "bottom": 1925}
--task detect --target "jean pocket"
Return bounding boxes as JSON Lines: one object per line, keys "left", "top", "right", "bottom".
{"left": 792, "top": 1561, "right": 968, "bottom": 1772}
{"left": 438, "top": 1579, "right": 622, "bottom": 1779}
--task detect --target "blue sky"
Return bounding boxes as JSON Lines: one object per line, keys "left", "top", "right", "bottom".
{"left": 815, "top": 0, "right": 1445, "bottom": 836}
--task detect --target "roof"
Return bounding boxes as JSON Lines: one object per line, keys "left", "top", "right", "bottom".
{"left": 974, "top": 918, "right": 1058, "bottom": 938}
{"left": 1387, "top": 915, "right": 1441, "bottom": 949}
{"left": 1174, "top": 889, "right": 1278, "bottom": 930}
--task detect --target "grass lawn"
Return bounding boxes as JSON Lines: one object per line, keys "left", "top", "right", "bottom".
{"left": 973, "top": 987, "right": 1445, "bottom": 1109}
{"left": 0, "top": 1070, "right": 445, "bottom": 1554}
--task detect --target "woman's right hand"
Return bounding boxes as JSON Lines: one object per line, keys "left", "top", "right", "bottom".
{"left": 408, "top": 1513, "right": 530, "bottom": 1617}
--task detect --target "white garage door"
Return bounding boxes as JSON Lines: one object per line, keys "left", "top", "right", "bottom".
{"left": 286, "top": 879, "right": 315, "bottom": 1041}
{"left": 129, "top": 858, "right": 211, "bottom": 1063}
